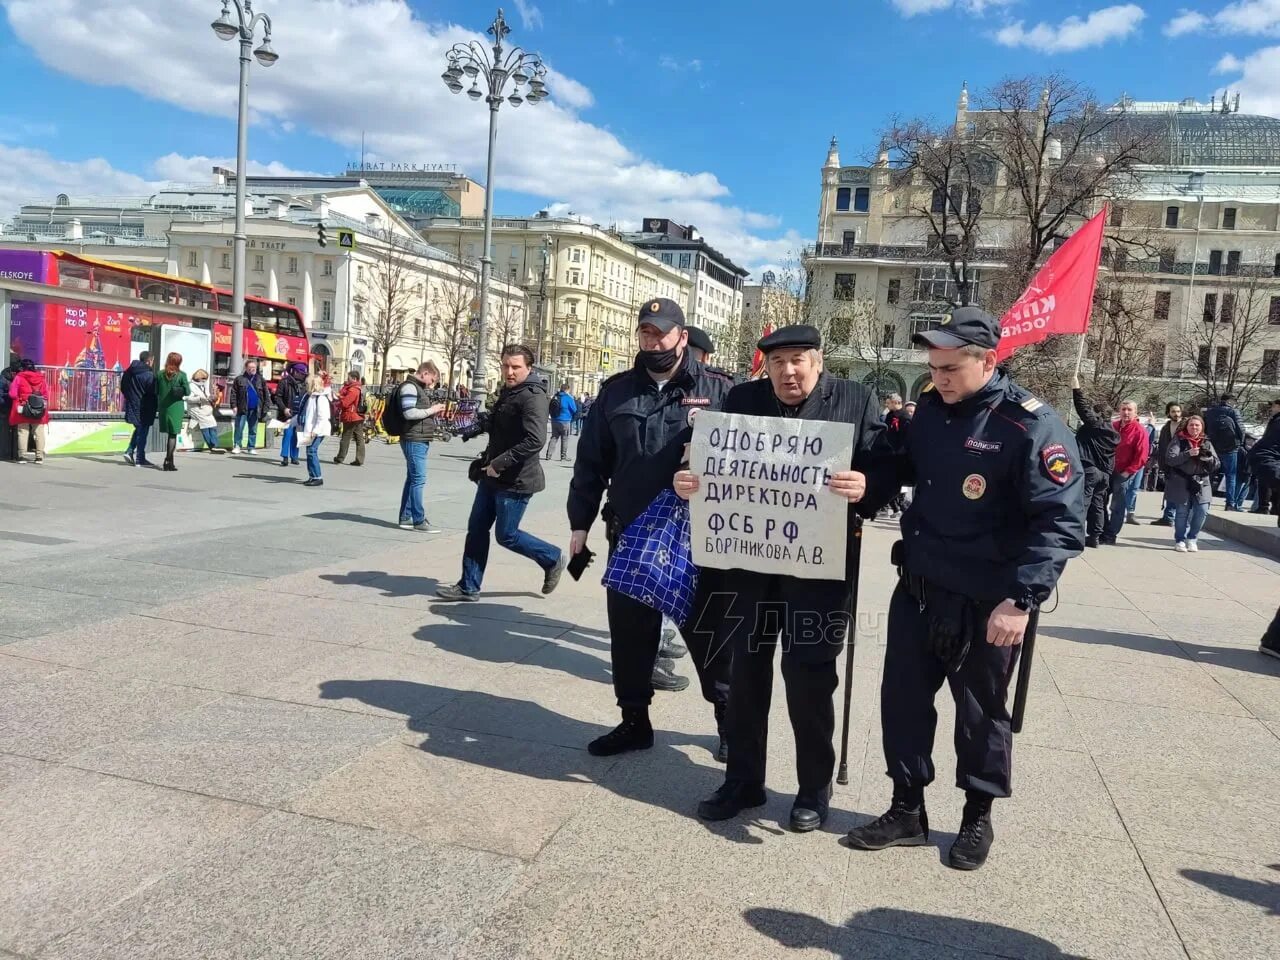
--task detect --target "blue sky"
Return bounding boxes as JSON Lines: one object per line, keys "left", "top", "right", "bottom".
{"left": 3, "top": 1, "right": 1280, "bottom": 274}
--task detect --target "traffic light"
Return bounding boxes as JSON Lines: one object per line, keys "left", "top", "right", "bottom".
{"left": 317, "top": 222, "right": 328, "bottom": 247}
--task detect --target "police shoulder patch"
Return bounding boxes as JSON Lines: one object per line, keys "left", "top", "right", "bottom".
{"left": 1040, "top": 442, "right": 1073, "bottom": 485}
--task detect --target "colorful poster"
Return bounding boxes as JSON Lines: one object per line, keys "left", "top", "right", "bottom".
{"left": 214, "top": 323, "right": 309, "bottom": 363}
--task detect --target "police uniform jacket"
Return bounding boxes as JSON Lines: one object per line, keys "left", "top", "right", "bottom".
{"left": 568, "top": 351, "right": 733, "bottom": 536}
{"left": 716, "top": 372, "right": 895, "bottom": 664}
{"left": 900, "top": 371, "right": 1085, "bottom": 608}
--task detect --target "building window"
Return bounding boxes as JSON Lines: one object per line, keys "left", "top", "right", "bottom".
{"left": 568, "top": 269, "right": 581, "bottom": 285}
{"left": 931, "top": 189, "right": 946, "bottom": 214}
{"left": 413, "top": 316, "right": 422, "bottom": 338}
{"left": 1208, "top": 250, "right": 1223, "bottom": 275}
{"left": 1223, "top": 207, "right": 1237, "bottom": 230}
{"left": 1110, "top": 206, "right": 1125, "bottom": 228}
{"left": 678, "top": 253, "right": 692, "bottom": 269}
{"left": 510, "top": 245, "right": 519, "bottom": 259}
{"left": 909, "top": 315, "right": 945, "bottom": 341}
{"left": 881, "top": 323, "right": 895, "bottom": 348}
{"left": 567, "top": 300, "right": 578, "bottom": 316}
{"left": 1165, "top": 206, "right": 1180, "bottom": 228}
{"left": 253, "top": 254, "right": 265, "bottom": 272}
{"left": 1197, "top": 345, "right": 1211, "bottom": 373}
{"left": 660, "top": 253, "right": 673, "bottom": 265}
{"left": 571, "top": 248, "right": 583, "bottom": 263}
{"left": 1275, "top": 253, "right": 1280, "bottom": 277}
{"left": 321, "top": 300, "right": 332, "bottom": 325}
{"left": 834, "top": 273, "right": 856, "bottom": 300}
{"left": 841, "top": 230, "right": 857, "bottom": 252}
{"left": 887, "top": 278, "right": 901, "bottom": 305}
{"left": 1154, "top": 291, "right": 1171, "bottom": 320}
{"left": 322, "top": 259, "right": 332, "bottom": 276}
{"left": 1263, "top": 350, "right": 1279, "bottom": 384}
{"left": 1227, "top": 250, "right": 1241, "bottom": 275}
{"left": 1222, "top": 292, "right": 1236, "bottom": 324}
{"left": 221, "top": 252, "right": 231, "bottom": 269}
{"left": 356, "top": 265, "right": 363, "bottom": 282}
{"left": 1270, "top": 296, "right": 1280, "bottom": 324}
{"left": 1203, "top": 292, "right": 1217, "bottom": 323}
{"left": 287, "top": 256, "right": 298, "bottom": 274}
{"left": 1148, "top": 343, "right": 1165, "bottom": 377}
{"left": 914, "top": 266, "right": 977, "bottom": 303}
{"left": 1158, "top": 248, "right": 1175, "bottom": 272}
{"left": 1217, "top": 345, "right": 1229, "bottom": 371}
{"left": 854, "top": 187, "right": 870, "bottom": 212}
{"left": 286, "top": 296, "right": 296, "bottom": 306}
{"left": 1113, "top": 249, "right": 1128, "bottom": 272}
{"left": 187, "top": 250, "right": 198, "bottom": 268}
{"left": 836, "top": 187, "right": 851, "bottom": 211}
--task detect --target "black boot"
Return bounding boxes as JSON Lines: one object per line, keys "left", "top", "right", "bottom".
{"left": 697, "top": 779, "right": 767, "bottom": 821}
{"left": 844, "top": 782, "right": 929, "bottom": 850}
{"left": 713, "top": 702, "right": 728, "bottom": 764}
{"left": 659, "top": 633, "right": 688, "bottom": 659}
{"left": 947, "top": 791, "right": 995, "bottom": 871}
{"left": 790, "top": 783, "right": 831, "bottom": 832}
{"left": 651, "top": 659, "right": 690, "bottom": 692}
{"left": 1084, "top": 535, "right": 1099, "bottom": 548}
{"left": 587, "top": 708, "right": 654, "bottom": 757}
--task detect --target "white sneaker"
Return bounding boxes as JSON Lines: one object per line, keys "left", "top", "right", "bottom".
{"left": 231, "top": 446, "right": 242, "bottom": 454}
{"left": 1186, "top": 540, "right": 1199, "bottom": 552}
{"left": 1174, "top": 541, "right": 1188, "bottom": 552}
{"left": 245, "top": 448, "right": 255, "bottom": 455}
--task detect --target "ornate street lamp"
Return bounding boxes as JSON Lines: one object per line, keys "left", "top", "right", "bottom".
{"left": 443, "top": 8, "right": 549, "bottom": 402}
{"left": 211, "top": 0, "right": 278, "bottom": 376}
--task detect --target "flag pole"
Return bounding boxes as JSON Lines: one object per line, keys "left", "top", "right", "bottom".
{"left": 1073, "top": 334, "right": 1087, "bottom": 377}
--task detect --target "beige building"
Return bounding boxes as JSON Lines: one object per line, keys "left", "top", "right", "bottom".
{"left": 421, "top": 215, "right": 691, "bottom": 392}
{"left": 340, "top": 165, "right": 487, "bottom": 220}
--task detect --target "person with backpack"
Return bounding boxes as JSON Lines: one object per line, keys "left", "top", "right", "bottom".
{"left": 1205, "top": 393, "right": 1247, "bottom": 510}
{"left": 382, "top": 361, "right": 446, "bottom": 530}
{"left": 333, "top": 370, "right": 367, "bottom": 466}
{"left": 545, "top": 382, "right": 576, "bottom": 461}
{"left": 8, "top": 358, "right": 51, "bottom": 464}
{"left": 120, "top": 351, "right": 157, "bottom": 466}
{"left": 275, "top": 361, "right": 308, "bottom": 467}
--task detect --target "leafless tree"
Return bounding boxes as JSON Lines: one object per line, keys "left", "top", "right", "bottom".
{"left": 356, "top": 228, "right": 422, "bottom": 385}
{"left": 1176, "top": 276, "right": 1278, "bottom": 403}
{"left": 436, "top": 265, "right": 478, "bottom": 388}
{"left": 490, "top": 276, "right": 526, "bottom": 362}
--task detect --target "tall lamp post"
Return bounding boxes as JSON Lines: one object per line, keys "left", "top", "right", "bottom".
{"left": 211, "top": 1, "right": 279, "bottom": 377}
{"left": 443, "top": 8, "right": 549, "bottom": 404}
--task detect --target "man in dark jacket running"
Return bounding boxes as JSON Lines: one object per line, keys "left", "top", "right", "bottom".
{"left": 437, "top": 345, "right": 566, "bottom": 600}
{"left": 1071, "top": 374, "right": 1119, "bottom": 547}
{"left": 119, "top": 351, "right": 157, "bottom": 466}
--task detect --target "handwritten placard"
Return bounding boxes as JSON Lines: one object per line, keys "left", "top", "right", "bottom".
{"left": 689, "top": 411, "right": 854, "bottom": 580}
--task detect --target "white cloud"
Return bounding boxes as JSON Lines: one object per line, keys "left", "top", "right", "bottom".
{"left": 0, "top": 144, "right": 155, "bottom": 218}
{"left": 512, "top": 0, "right": 542, "bottom": 31}
{"left": 658, "top": 55, "right": 703, "bottom": 72}
{"left": 0, "top": 0, "right": 790, "bottom": 271}
{"left": 1214, "top": 51, "right": 1245, "bottom": 71}
{"left": 890, "top": 0, "right": 1016, "bottom": 15}
{"left": 1164, "top": 10, "right": 1211, "bottom": 35}
{"left": 149, "top": 154, "right": 325, "bottom": 182}
{"left": 995, "top": 4, "right": 1146, "bottom": 53}
{"left": 1211, "top": 43, "right": 1280, "bottom": 114}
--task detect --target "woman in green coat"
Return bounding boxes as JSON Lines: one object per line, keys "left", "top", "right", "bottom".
{"left": 155, "top": 352, "right": 190, "bottom": 472}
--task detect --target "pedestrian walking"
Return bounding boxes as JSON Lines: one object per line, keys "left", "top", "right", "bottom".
{"left": 1164, "top": 415, "right": 1219, "bottom": 552}
{"left": 275, "top": 361, "right": 308, "bottom": 467}
{"left": 0, "top": 361, "right": 18, "bottom": 461}
{"left": 7, "top": 359, "right": 51, "bottom": 464}
{"left": 1101, "top": 399, "right": 1150, "bottom": 543}
{"left": 230, "top": 359, "right": 270, "bottom": 454}
{"left": 1247, "top": 399, "right": 1280, "bottom": 523}
{"left": 682, "top": 325, "right": 892, "bottom": 833}
{"left": 546, "top": 382, "right": 576, "bottom": 461}
{"left": 185, "top": 369, "right": 224, "bottom": 453}
{"left": 1071, "top": 375, "right": 1118, "bottom": 547}
{"left": 437, "top": 345, "right": 566, "bottom": 601}
{"left": 844, "top": 307, "right": 1084, "bottom": 871}
{"left": 394, "top": 361, "right": 446, "bottom": 530}
{"left": 298, "top": 373, "right": 331, "bottom": 487}
{"left": 333, "top": 370, "right": 366, "bottom": 465}
{"left": 1205, "top": 393, "right": 1247, "bottom": 510}
{"left": 155, "top": 352, "right": 190, "bottom": 472}
{"left": 120, "top": 351, "right": 157, "bottom": 466}
{"left": 1151, "top": 402, "right": 1184, "bottom": 527}
{"left": 568, "top": 297, "right": 735, "bottom": 759}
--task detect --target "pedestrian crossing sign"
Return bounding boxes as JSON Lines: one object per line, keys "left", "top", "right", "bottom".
{"left": 338, "top": 230, "right": 356, "bottom": 249}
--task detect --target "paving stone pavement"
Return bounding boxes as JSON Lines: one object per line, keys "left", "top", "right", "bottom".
{"left": 0, "top": 445, "right": 1277, "bottom": 959}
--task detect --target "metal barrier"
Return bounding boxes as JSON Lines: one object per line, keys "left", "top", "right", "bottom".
{"left": 35, "top": 365, "right": 124, "bottom": 415}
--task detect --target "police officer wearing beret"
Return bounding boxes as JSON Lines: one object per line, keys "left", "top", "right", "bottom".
{"left": 569, "top": 298, "right": 736, "bottom": 758}
{"left": 675, "top": 325, "right": 895, "bottom": 832}
{"left": 845, "top": 306, "right": 1085, "bottom": 870}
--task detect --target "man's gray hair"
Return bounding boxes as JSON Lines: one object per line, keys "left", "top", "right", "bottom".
{"left": 885, "top": 393, "right": 902, "bottom": 404}
{"left": 1119, "top": 398, "right": 1138, "bottom": 409}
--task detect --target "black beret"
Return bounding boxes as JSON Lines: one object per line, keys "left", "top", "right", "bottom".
{"left": 758, "top": 324, "right": 821, "bottom": 353}
{"left": 636, "top": 297, "right": 685, "bottom": 332}
{"left": 686, "top": 326, "right": 715, "bottom": 355}
{"left": 912, "top": 305, "right": 1001, "bottom": 350}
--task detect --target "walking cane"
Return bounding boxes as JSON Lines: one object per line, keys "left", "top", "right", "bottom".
{"left": 836, "top": 515, "right": 864, "bottom": 786}
{"left": 1010, "top": 607, "right": 1041, "bottom": 734}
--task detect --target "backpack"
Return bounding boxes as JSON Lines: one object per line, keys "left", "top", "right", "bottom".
{"left": 21, "top": 393, "right": 47, "bottom": 419}
{"left": 356, "top": 389, "right": 368, "bottom": 417}
{"left": 380, "top": 382, "right": 413, "bottom": 437}
{"left": 1209, "top": 408, "right": 1239, "bottom": 452}
{"left": 549, "top": 393, "right": 562, "bottom": 418}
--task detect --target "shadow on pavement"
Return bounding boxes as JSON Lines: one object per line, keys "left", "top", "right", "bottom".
{"left": 234, "top": 473, "right": 308, "bottom": 484}
{"left": 1181, "top": 865, "right": 1280, "bottom": 916}
{"left": 1047, "top": 625, "right": 1280, "bottom": 678}
{"left": 306, "top": 512, "right": 405, "bottom": 530}
{"left": 743, "top": 907, "right": 1085, "bottom": 958}
{"left": 318, "top": 677, "right": 783, "bottom": 844}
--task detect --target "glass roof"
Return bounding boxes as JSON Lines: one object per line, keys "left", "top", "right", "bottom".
{"left": 1128, "top": 112, "right": 1280, "bottom": 167}
{"left": 373, "top": 188, "right": 460, "bottom": 219}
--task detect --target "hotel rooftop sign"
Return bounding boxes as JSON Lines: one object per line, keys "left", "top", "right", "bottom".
{"left": 345, "top": 162, "right": 459, "bottom": 173}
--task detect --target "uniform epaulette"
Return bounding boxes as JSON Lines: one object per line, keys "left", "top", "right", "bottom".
{"left": 599, "top": 370, "right": 630, "bottom": 392}
{"left": 704, "top": 365, "right": 735, "bottom": 382}
{"left": 1020, "top": 397, "right": 1044, "bottom": 413}
{"left": 998, "top": 391, "right": 1048, "bottom": 421}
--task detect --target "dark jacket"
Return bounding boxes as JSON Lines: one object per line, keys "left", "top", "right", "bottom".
{"left": 569, "top": 352, "right": 734, "bottom": 535}
{"left": 0, "top": 368, "right": 14, "bottom": 416}
{"left": 1157, "top": 419, "right": 1182, "bottom": 471}
{"left": 1072, "top": 388, "right": 1119, "bottom": 474}
{"left": 1165, "top": 434, "right": 1220, "bottom": 506}
{"left": 1205, "top": 402, "right": 1246, "bottom": 453}
{"left": 276, "top": 371, "right": 308, "bottom": 419}
{"left": 1249, "top": 411, "right": 1280, "bottom": 484}
{"left": 715, "top": 373, "right": 895, "bottom": 663}
{"left": 901, "top": 372, "right": 1085, "bottom": 607}
{"left": 230, "top": 370, "right": 271, "bottom": 415}
{"left": 884, "top": 407, "right": 912, "bottom": 450}
{"left": 119, "top": 359, "right": 157, "bottom": 427}
{"left": 482, "top": 378, "right": 549, "bottom": 494}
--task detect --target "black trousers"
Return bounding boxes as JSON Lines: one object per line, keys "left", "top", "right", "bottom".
{"left": 881, "top": 582, "right": 1019, "bottom": 797}
{"left": 1082, "top": 467, "right": 1109, "bottom": 538}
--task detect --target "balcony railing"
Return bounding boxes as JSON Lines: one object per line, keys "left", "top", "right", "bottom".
{"left": 805, "top": 242, "right": 1016, "bottom": 263}
{"left": 1115, "top": 260, "right": 1278, "bottom": 279}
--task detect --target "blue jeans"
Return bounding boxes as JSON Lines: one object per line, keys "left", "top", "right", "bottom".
{"left": 127, "top": 423, "right": 150, "bottom": 461}
{"left": 460, "top": 484, "right": 562, "bottom": 594}
{"left": 200, "top": 426, "right": 219, "bottom": 449}
{"left": 306, "top": 436, "right": 323, "bottom": 479}
{"left": 1174, "top": 501, "right": 1209, "bottom": 543}
{"left": 399, "top": 441, "right": 429, "bottom": 524}
{"left": 1126, "top": 468, "right": 1144, "bottom": 512}
{"left": 281, "top": 424, "right": 299, "bottom": 462}
{"left": 234, "top": 409, "right": 260, "bottom": 450}
{"left": 1105, "top": 471, "right": 1135, "bottom": 538}
{"left": 1220, "top": 449, "right": 1242, "bottom": 508}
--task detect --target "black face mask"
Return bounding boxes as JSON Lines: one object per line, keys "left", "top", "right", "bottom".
{"left": 637, "top": 346, "right": 679, "bottom": 374}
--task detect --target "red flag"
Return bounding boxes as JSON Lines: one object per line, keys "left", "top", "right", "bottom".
{"left": 750, "top": 324, "right": 773, "bottom": 379}
{"left": 996, "top": 205, "right": 1108, "bottom": 362}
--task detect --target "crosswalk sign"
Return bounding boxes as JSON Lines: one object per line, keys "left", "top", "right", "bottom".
{"left": 338, "top": 229, "right": 356, "bottom": 249}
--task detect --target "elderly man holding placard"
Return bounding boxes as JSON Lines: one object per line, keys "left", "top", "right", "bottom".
{"left": 673, "top": 324, "right": 894, "bottom": 832}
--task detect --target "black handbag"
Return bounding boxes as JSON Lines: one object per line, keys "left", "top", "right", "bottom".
{"left": 468, "top": 457, "right": 486, "bottom": 483}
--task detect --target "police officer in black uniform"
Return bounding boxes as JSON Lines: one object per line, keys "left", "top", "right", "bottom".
{"left": 568, "top": 298, "right": 736, "bottom": 758}
{"left": 845, "top": 306, "right": 1084, "bottom": 870}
